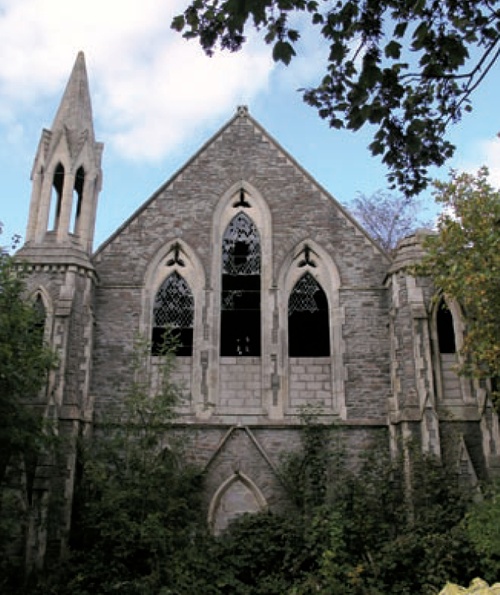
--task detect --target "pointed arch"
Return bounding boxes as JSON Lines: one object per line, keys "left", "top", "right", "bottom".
{"left": 220, "top": 211, "right": 261, "bottom": 356}
{"left": 278, "top": 240, "right": 341, "bottom": 345}
{"left": 152, "top": 271, "right": 194, "bottom": 355}
{"left": 32, "top": 294, "right": 47, "bottom": 347}
{"left": 278, "top": 240, "right": 345, "bottom": 415}
{"left": 431, "top": 296, "right": 463, "bottom": 352}
{"left": 71, "top": 165, "right": 85, "bottom": 234}
{"left": 457, "top": 436, "right": 479, "bottom": 488}
{"left": 288, "top": 272, "right": 330, "bottom": 356}
{"left": 143, "top": 239, "right": 205, "bottom": 358}
{"left": 208, "top": 472, "right": 267, "bottom": 534}
{"left": 48, "top": 162, "right": 64, "bottom": 231}
{"left": 431, "top": 295, "right": 471, "bottom": 404}
{"left": 30, "top": 287, "right": 53, "bottom": 345}
{"left": 212, "top": 182, "right": 273, "bottom": 362}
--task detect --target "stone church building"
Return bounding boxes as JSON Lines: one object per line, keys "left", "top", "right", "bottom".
{"left": 16, "top": 53, "right": 500, "bottom": 564}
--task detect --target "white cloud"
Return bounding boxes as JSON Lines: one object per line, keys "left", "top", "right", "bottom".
{"left": 0, "top": 0, "right": 274, "bottom": 161}
{"left": 99, "top": 36, "right": 273, "bottom": 160}
{"left": 454, "top": 136, "right": 500, "bottom": 190}
{"left": 478, "top": 137, "right": 500, "bottom": 188}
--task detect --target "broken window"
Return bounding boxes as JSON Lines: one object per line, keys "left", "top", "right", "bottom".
{"left": 152, "top": 272, "right": 194, "bottom": 356}
{"left": 49, "top": 163, "right": 65, "bottom": 230}
{"left": 436, "top": 299, "right": 456, "bottom": 354}
{"left": 288, "top": 273, "right": 330, "bottom": 357}
{"left": 221, "top": 212, "right": 261, "bottom": 356}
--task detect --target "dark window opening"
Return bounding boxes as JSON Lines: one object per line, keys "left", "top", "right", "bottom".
{"left": 152, "top": 272, "right": 194, "bottom": 356}
{"left": 288, "top": 273, "right": 330, "bottom": 357}
{"left": 437, "top": 300, "right": 456, "bottom": 354}
{"left": 71, "top": 166, "right": 85, "bottom": 234}
{"left": 221, "top": 212, "right": 261, "bottom": 356}
{"left": 49, "top": 163, "right": 65, "bottom": 230}
{"left": 32, "top": 294, "right": 46, "bottom": 347}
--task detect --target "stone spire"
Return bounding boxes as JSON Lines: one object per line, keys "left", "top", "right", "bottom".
{"left": 22, "top": 51, "right": 103, "bottom": 258}
{"left": 51, "top": 51, "right": 96, "bottom": 146}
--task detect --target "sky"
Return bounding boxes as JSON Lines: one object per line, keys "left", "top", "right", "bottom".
{"left": 1, "top": 0, "right": 499, "bottom": 251}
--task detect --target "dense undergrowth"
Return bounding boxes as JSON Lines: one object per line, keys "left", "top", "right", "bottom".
{"left": 1, "top": 327, "right": 499, "bottom": 594}
{"left": 4, "top": 408, "right": 500, "bottom": 595}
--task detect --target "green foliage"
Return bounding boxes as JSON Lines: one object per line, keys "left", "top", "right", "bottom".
{"left": 37, "top": 333, "right": 206, "bottom": 594}
{"left": 0, "top": 244, "right": 56, "bottom": 481}
{"left": 203, "top": 512, "right": 305, "bottom": 594}
{"left": 17, "top": 401, "right": 490, "bottom": 594}
{"left": 465, "top": 482, "right": 500, "bottom": 582}
{"left": 172, "top": 0, "right": 500, "bottom": 196}
{"left": 419, "top": 168, "right": 500, "bottom": 404}
{"left": 10, "top": 361, "right": 493, "bottom": 593}
{"left": 0, "top": 233, "right": 57, "bottom": 587}
{"left": 278, "top": 412, "right": 478, "bottom": 594}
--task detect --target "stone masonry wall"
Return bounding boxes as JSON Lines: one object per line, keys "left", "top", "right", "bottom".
{"left": 91, "top": 111, "right": 392, "bottom": 424}
{"left": 289, "top": 358, "right": 331, "bottom": 409}
{"left": 89, "top": 110, "right": 395, "bottom": 530}
{"left": 219, "top": 358, "right": 262, "bottom": 410}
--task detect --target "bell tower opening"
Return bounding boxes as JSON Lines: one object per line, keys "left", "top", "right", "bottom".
{"left": 48, "top": 163, "right": 65, "bottom": 231}
{"left": 71, "top": 166, "right": 85, "bottom": 235}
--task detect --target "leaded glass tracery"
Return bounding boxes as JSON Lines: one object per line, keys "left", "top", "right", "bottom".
{"left": 220, "top": 212, "right": 261, "bottom": 356}
{"left": 288, "top": 273, "right": 322, "bottom": 314}
{"left": 222, "top": 212, "right": 261, "bottom": 275}
{"left": 152, "top": 272, "right": 194, "bottom": 356}
{"left": 288, "top": 273, "right": 330, "bottom": 357}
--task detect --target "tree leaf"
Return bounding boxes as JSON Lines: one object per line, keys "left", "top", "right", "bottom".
{"left": 272, "top": 40, "right": 296, "bottom": 65}
{"left": 385, "top": 40, "right": 402, "bottom": 59}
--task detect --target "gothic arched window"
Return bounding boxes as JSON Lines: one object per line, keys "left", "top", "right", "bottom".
{"left": 437, "top": 299, "right": 456, "bottom": 354}
{"left": 152, "top": 272, "right": 194, "bottom": 356}
{"left": 49, "top": 163, "right": 65, "bottom": 230}
{"left": 220, "top": 212, "right": 261, "bottom": 356}
{"left": 71, "top": 165, "right": 85, "bottom": 234}
{"left": 288, "top": 273, "right": 330, "bottom": 357}
{"left": 32, "top": 294, "right": 47, "bottom": 346}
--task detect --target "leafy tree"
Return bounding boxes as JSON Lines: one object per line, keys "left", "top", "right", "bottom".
{"left": 0, "top": 231, "right": 56, "bottom": 483}
{"left": 419, "top": 167, "right": 500, "bottom": 400}
{"left": 465, "top": 482, "right": 500, "bottom": 582}
{"left": 0, "top": 229, "right": 56, "bottom": 588}
{"left": 43, "top": 334, "right": 205, "bottom": 594}
{"left": 350, "top": 190, "right": 431, "bottom": 252}
{"left": 279, "top": 414, "right": 476, "bottom": 594}
{"left": 172, "top": 0, "right": 500, "bottom": 196}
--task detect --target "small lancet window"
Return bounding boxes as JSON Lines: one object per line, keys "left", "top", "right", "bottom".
{"left": 71, "top": 166, "right": 85, "bottom": 234}
{"left": 436, "top": 299, "right": 456, "bottom": 354}
{"left": 32, "top": 294, "right": 47, "bottom": 346}
{"left": 49, "top": 163, "right": 65, "bottom": 231}
{"left": 221, "top": 212, "right": 261, "bottom": 356}
{"left": 288, "top": 273, "right": 330, "bottom": 357}
{"left": 152, "top": 272, "right": 194, "bottom": 356}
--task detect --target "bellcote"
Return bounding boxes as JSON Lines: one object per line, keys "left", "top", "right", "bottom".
{"left": 23, "top": 52, "right": 103, "bottom": 261}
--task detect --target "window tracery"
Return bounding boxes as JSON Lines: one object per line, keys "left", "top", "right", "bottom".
{"left": 288, "top": 272, "right": 330, "bottom": 357}
{"left": 220, "top": 212, "right": 261, "bottom": 356}
{"left": 152, "top": 271, "right": 194, "bottom": 356}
